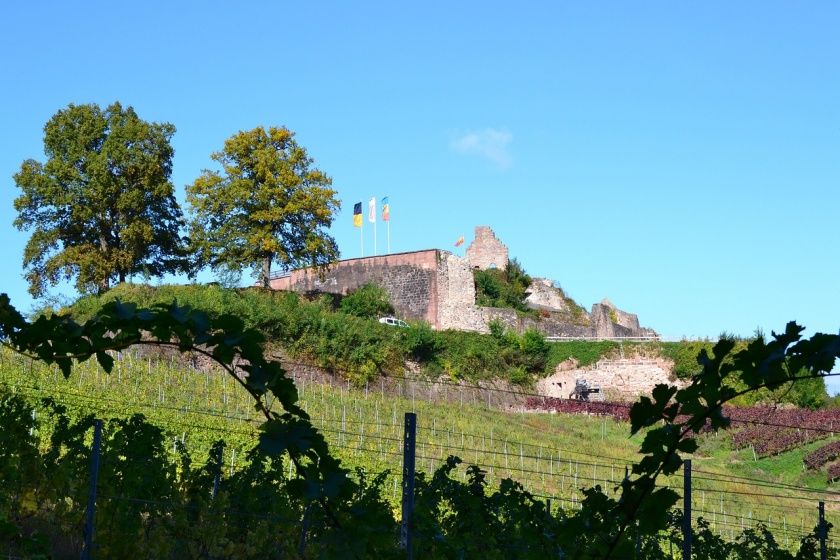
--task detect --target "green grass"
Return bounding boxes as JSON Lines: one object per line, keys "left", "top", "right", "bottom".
{"left": 63, "top": 283, "right": 727, "bottom": 385}
{"left": 1, "top": 345, "right": 835, "bottom": 548}
{"left": 545, "top": 340, "right": 620, "bottom": 369}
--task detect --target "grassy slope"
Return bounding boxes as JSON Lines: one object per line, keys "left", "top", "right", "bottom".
{"left": 2, "top": 346, "right": 835, "bottom": 546}
{"left": 65, "top": 283, "right": 716, "bottom": 382}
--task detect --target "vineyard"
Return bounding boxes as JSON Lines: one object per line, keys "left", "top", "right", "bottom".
{"left": 527, "top": 397, "right": 840, "bottom": 482}
{"left": 1, "top": 345, "right": 838, "bottom": 557}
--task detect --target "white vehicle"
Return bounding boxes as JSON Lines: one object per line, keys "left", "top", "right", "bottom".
{"left": 378, "top": 317, "right": 408, "bottom": 328}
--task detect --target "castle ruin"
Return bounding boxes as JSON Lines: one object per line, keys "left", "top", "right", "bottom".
{"left": 268, "top": 226, "right": 656, "bottom": 338}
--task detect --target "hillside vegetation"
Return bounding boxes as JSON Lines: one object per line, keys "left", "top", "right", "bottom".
{"left": 1, "top": 346, "right": 836, "bottom": 555}
{"left": 66, "top": 283, "right": 828, "bottom": 408}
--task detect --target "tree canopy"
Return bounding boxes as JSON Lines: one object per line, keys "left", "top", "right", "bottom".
{"left": 12, "top": 102, "right": 187, "bottom": 297}
{"left": 186, "top": 126, "right": 340, "bottom": 287}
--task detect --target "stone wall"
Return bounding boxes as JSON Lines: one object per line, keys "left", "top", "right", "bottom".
{"left": 590, "top": 300, "right": 644, "bottom": 338}
{"left": 267, "top": 229, "right": 656, "bottom": 338}
{"left": 536, "top": 357, "right": 681, "bottom": 402}
{"left": 269, "top": 250, "right": 440, "bottom": 325}
{"left": 524, "top": 278, "right": 569, "bottom": 312}
{"left": 465, "top": 226, "right": 509, "bottom": 271}
{"left": 436, "top": 251, "right": 486, "bottom": 331}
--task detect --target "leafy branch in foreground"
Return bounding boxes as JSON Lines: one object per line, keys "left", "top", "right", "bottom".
{"left": 589, "top": 324, "right": 840, "bottom": 558}
{"left": 1, "top": 290, "right": 838, "bottom": 558}
{"left": 0, "top": 292, "right": 355, "bottom": 537}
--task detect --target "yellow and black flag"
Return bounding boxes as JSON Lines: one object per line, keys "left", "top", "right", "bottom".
{"left": 353, "top": 202, "right": 363, "bottom": 227}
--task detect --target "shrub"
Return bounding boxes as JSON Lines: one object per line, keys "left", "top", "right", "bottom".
{"left": 403, "top": 322, "right": 440, "bottom": 362}
{"left": 473, "top": 257, "right": 533, "bottom": 313}
{"left": 474, "top": 269, "right": 503, "bottom": 305}
{"left": 339, "top": 282, "right": 394, "bottom": 319}
{"left": 507, "top": 365, "right": 530, "bottom": 386}
{"left": 519, "top": 329, "right": 549, "bottom": 372}
{"left": 488, "top": 319, "right": 506, "bottom": 340}
{"left": 804, "top": 441, "right": 840, "bottom": 470}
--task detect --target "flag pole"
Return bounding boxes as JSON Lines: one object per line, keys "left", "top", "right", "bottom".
{"left": 361, "top": 220, "right": 364, "bottom": 257}
{"left": 387, "top": 219, "right": 391, "bottom": 254}
{"left": 374, "top": 218, "right": 378, "bottom": 256}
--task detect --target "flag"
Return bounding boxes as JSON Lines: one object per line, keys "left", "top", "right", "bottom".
{"left": 368, "top": 197, "right": 376, "bottom": 223}
{"left": 353, "top": 202, "right": 362, "bottom": 227}
{"left": 382, "top": 196, "right": 390, "bottom": 222}
{"left": 455, "top": 236, "right": 464, "bottom": 247}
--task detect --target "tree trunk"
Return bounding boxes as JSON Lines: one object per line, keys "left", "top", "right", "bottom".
{"left": 98, "top": 234, "right": 111, "bottom": 294}
{"left": 261, "top": 255, "right": 272, "bottom": 289}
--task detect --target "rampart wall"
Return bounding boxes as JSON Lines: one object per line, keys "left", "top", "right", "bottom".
{"left": 267, "top": 227, "right": 654, "bottom": 338}
{"left": 269, "top": 250, "right": 441, "bottom": 325}
{"left": 537, "top": 357, "right": 681, "bottom": 402}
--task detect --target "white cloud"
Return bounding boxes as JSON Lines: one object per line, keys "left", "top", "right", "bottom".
{"left": 449, "top": 128, "right": 513, "bottom": 168}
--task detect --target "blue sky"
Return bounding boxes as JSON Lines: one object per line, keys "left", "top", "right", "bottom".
{"left": 1, "top": 3, "right": 838, "bottom": 349}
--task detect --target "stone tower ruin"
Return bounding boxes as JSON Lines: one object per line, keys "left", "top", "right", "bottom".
{"left": 465, "top": 226, "right": 509, "bottom": 271}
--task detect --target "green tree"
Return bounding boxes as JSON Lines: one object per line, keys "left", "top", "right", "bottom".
{"left": 339, "top": 282, "right": 394, "bottom": 319}
{"left": 187, "top": 126, "right": 340, "bottom": 287}
{"left": 473, "top": 257, "right": 532, "bottom": 312}
{"left": 12, "top": 102, "right": 186, "bottom": 297}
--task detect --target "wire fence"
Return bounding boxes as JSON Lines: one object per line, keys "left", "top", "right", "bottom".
{"left": 2, "top": 349, "right": 840, "bottom": 557}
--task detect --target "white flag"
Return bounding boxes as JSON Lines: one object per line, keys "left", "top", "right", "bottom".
{"left": 368, "top": 197, "right": 376, "bottom": 223}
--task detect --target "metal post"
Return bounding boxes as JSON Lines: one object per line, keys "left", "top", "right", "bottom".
{"left": 683, "top": 459, "right": 692, "bottom": 560}
{"left": 211, "top": 442, "right": 225, "bottom": 499}
{"left": 400, "top": 412, "right": 417, "bottom": 559}
{"left": 635, "top": 519, "right": 641, "bottom": 558}
{"left": 298, "top": 501, "right": 313, "bottom": 556}
{"left": 81, "top": 419, "right": 103, "bottom": 560}
{"left": 819, "top": 501, "right": 827, "bottom": 560}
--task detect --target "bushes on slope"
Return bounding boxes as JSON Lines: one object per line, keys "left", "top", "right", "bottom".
{"left": 68, "top": 284, "right": 546, "bottom": 386}
{"left": 339, "top": 282, "right": 394, "bottom": 319}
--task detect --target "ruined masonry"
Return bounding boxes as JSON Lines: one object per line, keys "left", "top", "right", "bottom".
{"left": 268, "top": 226, "right": 657, "bottom": 339}
{"left": 465, "top": 226, "right": 508, "bottom": 271}
{"left": 537, "top": 357, "right": 682, "bottom": 402}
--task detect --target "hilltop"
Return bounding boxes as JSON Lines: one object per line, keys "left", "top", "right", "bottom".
{"left": 268, "top": 226, "right": 658, "bottom": 339}
{"left": 67, "top": 283, "right": 828, "bottom": 409}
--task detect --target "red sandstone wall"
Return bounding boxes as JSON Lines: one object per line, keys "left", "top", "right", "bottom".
{"left": 269, "top": 250, "right": 441, "bottom": 326}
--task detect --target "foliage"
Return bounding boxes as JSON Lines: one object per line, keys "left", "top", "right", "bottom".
{"left": 659, "top": 340, "right": 718, "bottom": 379}
{"left": 473, "top": 258, "right": 532, "bottom": 313}
{"left": 1, "top": 292, "right": 838, "bottom": 557}
{"left": 803, "top": 441, "right": 840, "bottom": 471}
{"left": 518, "top": 329, "right": 550, "bottom": 372}
{"left": 186, "top": 126, "right": 340, "bottom": 287}
{"left": 546, "top": 340, "right": 619, "bottom": 370}
{"left": 69, "top": 284, "right": 831, "bottom": 408}
{"left": 0, "top": 390, "right": 399, "bottom": 558}
{"left": 0, "top": 291, "right": 367, "bottom": 553}
{"left": 339, "top": 282, "right": 394, "bottom": 319}
{"left": 782, "top": 376, "right": 829, "bottom": 410}
{"left": 605, "top": 327, "right": 840, "bottom": 557}
{"left": 70, "top": 284, "right": 542, "bottom": 385}
{"left": 12, "top": 101, "right": 187, "bottom": 297}
{"left": 433, "top": 326, "right": 548, "bottom": 383}
{"left": 660, "top": 340, "right": 829, "bottom": 408}
{"left": 402, "top": 321, "right": 440, "bottom": 362}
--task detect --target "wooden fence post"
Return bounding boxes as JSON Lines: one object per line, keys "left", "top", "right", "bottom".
{"left": 683, "top": 459, "right": 692, "bottom": 560}
{"left": 819, "top": 501, "right": 827, "bottom": 560}
{"left": 400, "top": 412, "right": 417, "bottom": 559}
{"left": 81, "top": 419, "right": 103, "bottom": 560}
{"left": 211, "top": 442, "right": 225, "bottom": 499}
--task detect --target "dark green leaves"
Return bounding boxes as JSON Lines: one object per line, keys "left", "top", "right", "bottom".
{"left": 95, "top": 351, "right": 114, "bottom": 373}
{"left": 0, "top": 292, "right": 348, "bottom": 518}
{"left": 12, "top": 102, "right": 188, "bottom": 297}
{"left": 186, "top": 126, "right": 340, "bottom": 287}
{"left": 629, "top": 384, "right": 677, "bottom": 434}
